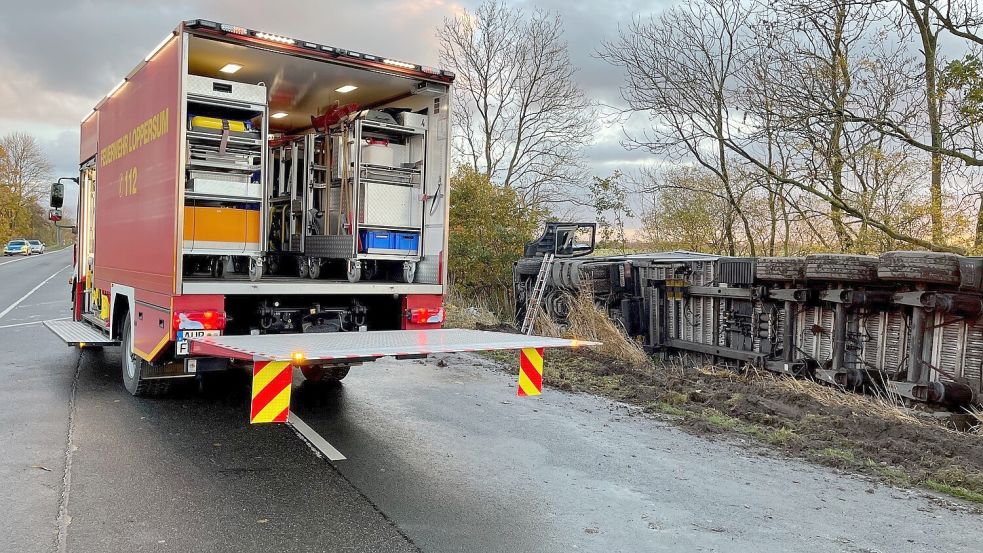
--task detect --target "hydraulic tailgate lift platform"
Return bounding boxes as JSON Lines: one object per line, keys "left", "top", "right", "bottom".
{"left": 189, "top": 329, "right": 589, "bottom": 362}
{"left": 189, "top": 329, "right": 594, "bottom": 424}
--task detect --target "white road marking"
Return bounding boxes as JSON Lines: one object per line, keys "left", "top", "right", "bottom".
{"left": 0, "top": 266, "right": 70, "bottom": 321}
{"left": 288, "top": 411, "right": 347, "bottom": 461}
{"left": 0, "top": 248, "right": 68, "bottom": 267}
{"left": 0, "top": 317, "right": 69, "bottom": 329}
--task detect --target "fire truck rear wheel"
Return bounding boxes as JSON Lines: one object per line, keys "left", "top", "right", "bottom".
{"left": 297, "top": 256, "right": 310, "bottom": 279}
{"left": 363, "top": 261, "right": 378, "bottom": 281}
{"left": 301, "top": 365, "right": 350, "bottom": 382}
{"left": 266, "top": 255, "right": 281, "bottom": 275}
{"left": 120, "top": 316, "right": 170, "bottom": 397}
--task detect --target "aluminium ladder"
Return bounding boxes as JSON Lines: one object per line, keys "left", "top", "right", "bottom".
{"left": 520, "top": 253, "right": 555, "bottom": 335}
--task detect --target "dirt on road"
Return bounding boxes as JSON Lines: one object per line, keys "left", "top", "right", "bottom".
{"left": 482, "top": 344, "right": 983, "bottom": 507}
{"left": 449, "top": 289, "right": 983, "bottom": 506}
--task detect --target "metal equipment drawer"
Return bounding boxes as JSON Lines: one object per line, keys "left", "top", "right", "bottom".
{"left": 185, "top": 74, "right": 267, "bottom": 105}
{"left": 357, "top": 181, "right": 421, "bottom": 229}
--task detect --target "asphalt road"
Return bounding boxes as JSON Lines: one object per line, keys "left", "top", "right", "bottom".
{"left": 2, "top": 248, "right": 983, "bottom": 552}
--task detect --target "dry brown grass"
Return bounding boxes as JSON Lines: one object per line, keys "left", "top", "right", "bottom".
{"left": 769, "top": 372, "right": 937, "bottom": 428}
{"left": 966, "top": 406, "right": 983, "bottom": 435}
{"left": 444, "top": 288, "right": 503, "bottom": 329}
{"left": 536, "top": 290, "right": 653, "bottom": 369}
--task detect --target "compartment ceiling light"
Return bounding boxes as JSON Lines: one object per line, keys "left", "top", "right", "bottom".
{"left": 219, "top": 63, "right": 243, "bottom": 74}
{"left": 383, "top": 59, "right": 415, "bottom": 70}
{"left": 270, "top": 112, "right": 288, "bottom": 119}
{"left": 255, "top": 32, "right": 295, "bottom": 45}
{"left": 335, "top": 85, "right": 358, "bottom": 93}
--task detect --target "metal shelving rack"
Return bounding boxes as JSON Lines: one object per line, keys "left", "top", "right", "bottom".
{"left": 182, "top": 75, "right": 267, "bottom": 280}
{"left": 317, "top": 112, "right": 427, "bottom": 282}
{"left": 260, "top": 110, "right": 428, "bottom": 282}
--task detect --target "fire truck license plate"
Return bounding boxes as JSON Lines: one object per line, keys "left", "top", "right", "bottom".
{"left": 176, "top": 330, "right": 220, "bottom": 355}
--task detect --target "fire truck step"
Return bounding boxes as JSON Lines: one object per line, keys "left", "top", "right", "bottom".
{"left": 44, "top": 319, "right": 118, "bottom": 346}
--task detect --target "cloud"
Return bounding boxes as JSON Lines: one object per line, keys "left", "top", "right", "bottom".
{"left": 0, "top": 0, "right": 673, "bottom": 218}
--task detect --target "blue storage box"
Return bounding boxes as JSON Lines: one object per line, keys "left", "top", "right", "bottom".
{"left": 360, "top": 230, "right": 393, "bottom": 252}
{"left": 393, "top": 232, "right": 420, "bottom": 253}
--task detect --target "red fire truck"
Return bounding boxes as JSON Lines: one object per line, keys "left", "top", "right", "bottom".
{"left": 46, "top": 20, "right": 583, "bottom": 421}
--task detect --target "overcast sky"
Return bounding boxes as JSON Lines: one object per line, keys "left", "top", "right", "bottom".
{"left": 0, "top": 0, "right": 666, "bottom": 194}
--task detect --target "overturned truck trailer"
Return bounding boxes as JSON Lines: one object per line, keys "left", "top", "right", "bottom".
{"left": 514, "top": 224, "right": 983, "bottom": 407}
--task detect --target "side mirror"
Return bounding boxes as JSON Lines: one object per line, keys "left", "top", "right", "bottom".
{"left": 50, "top": 182, "right": 64, "bottom": 209}
{"left": 49, "top": 208, "right": 63, "bottom": 222}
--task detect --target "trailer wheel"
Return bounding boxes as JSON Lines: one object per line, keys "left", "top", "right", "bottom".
{"left": 346, "top": 260, "right": 362, "bottom": 283}
{"left": 401, "top": 261, "right": 417, "bottom": 283}
{"left": 544, "top": 291, "right": 570, "bottom": 320}
{"left": 515, "top": 257, "right": 543, "bottom": 276}
{"left": 297, "top": 256, "right": 310, "bottom": 279}
{"left": 120, "top": 316, "right": 170, "bottom": 397}
{"left": 755, "top": 257, "right": 806, "bottom": 281}
{"left": 804, "top": 254, "right": 879, "bottom": 282}
{"left": 877, "top": 251, "right": 962, "bottom": 285}
{"left": 551, "top": 260, "right": 564, "bottom": 288}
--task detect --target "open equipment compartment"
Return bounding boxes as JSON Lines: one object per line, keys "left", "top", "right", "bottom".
{"left": 182, "top": 74, "right": 267, "bottom": 280}
{"left": 181, "top": 28, "right": 448, "bottom": 289}
{"left": 315, "top": 108, "right": 428, "bottom": 283}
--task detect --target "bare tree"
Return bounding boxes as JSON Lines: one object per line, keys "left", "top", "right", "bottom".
{"left": 913, "top": 0, "right": 983, "bottom": 46}
{"left": 600, "top": 0, "right": 758, "bottom": 256}
{"left": 0, "top": 132, "right": 53, "bottom": 243}
{"left": 0, "top": 132, "right": 51, "bottom": 201}
{"left": 640, "top": 168, "right": 730, "bottom": 254}
{"left": 738, "top": 0, "right": 891, "bottom": 252}
{"left": 899, "top": 0, "right": 948, "bottom": 243}
{"left": 723, "top": 0, "right": 971, "bottom": 252}
{"left": 438, "top": 0, "right": 595, "bottom": 208}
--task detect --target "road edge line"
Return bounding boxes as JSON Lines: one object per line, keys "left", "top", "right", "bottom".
{"left": 288, "top": 411, "right": 347, "bottom": 461}
{"left": 56, "top": 351, "right": 84, "bottom": 553}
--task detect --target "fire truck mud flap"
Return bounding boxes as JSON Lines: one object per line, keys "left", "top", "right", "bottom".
{"left": 188, "top": 329, "right": 597, "bottom": 424}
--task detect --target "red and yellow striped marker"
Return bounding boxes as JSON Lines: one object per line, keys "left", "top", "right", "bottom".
{"left": 517, "top": 347, "right": 544, "bottom": 397}
{"left": 251, "top": 360, "right": 292, "bottom": 423}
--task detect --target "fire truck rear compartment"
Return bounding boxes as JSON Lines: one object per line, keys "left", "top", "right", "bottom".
{"left": 181, "top": 34, "right": 448, "bottom": 290}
